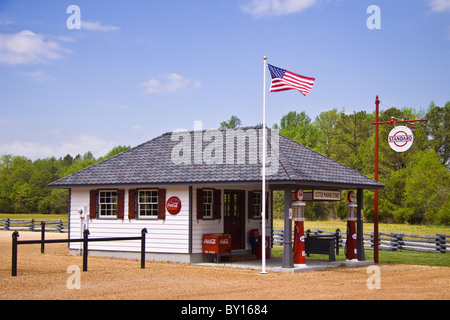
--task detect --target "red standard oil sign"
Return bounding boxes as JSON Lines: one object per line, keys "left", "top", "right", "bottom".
{"left": 166, "top": 196, "right": 181, "bottom": 215}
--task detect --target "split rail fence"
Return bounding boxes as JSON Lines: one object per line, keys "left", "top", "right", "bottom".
{"left": 273, "top": 228, "right": 449, "bottom": 254}
{"left": 0, "top": 218, "right": 68, "bottom": 233}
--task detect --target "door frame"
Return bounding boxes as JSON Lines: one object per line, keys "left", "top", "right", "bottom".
{"left": 223, "top": 189, "right": 245, "bottom": 250}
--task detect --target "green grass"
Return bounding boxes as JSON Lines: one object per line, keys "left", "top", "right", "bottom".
{"left": 271, "top": 219, "right": 450, "bottom": 267}
{"left": 271, "top": 246, "right": 450, "bottom": 267}
{"left": 0, "top": 213, "right": 68, "bottom": 221}
{"left": 273, "top": 219, "right": 450, "bottom": 237}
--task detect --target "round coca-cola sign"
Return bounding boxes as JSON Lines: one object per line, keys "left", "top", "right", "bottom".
{"left": 166, "top": 196, "right": 182, "bottom": 215}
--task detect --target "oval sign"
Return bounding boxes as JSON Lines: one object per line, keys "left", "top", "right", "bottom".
{"left": 347, "top": 191, "right": 356, "bottom": 203}
{"left": 388, "top": 126, "right": 414, "bottom": 152}
{"left": 294, "top": 188, "right": 303, "bottom": 201}
{"left": 166, "top": 196, "right": 182, "bottom": 215}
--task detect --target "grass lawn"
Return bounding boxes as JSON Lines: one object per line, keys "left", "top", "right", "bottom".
{"left": 0, "top": 213, "right": 68, "bottom": 221}
{"left": 271, "top": 219, "right": 450, "bottom": 267}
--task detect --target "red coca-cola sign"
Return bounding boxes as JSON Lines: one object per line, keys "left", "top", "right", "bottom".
{"left": 166, "top": 196, "right": 182, "bottom": 215}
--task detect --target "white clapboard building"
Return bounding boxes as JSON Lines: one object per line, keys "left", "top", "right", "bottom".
{"left": 49, "top": 126, "right": 383, "bottom": 264}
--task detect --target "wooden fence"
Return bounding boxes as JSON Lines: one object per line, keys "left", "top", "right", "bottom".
{"left": 0, "top": 218, "right": 68, "bottom": 233}
{"left": 273, "top": 228, "right": 449, "bottom": 253}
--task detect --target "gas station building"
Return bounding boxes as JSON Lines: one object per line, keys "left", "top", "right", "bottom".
{"left": 49, "top": 126, "right": 384, "bottom": 270}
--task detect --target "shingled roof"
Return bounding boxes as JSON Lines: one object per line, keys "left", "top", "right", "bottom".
{"left": 49, "top": 127, "right": 384, "bottom": 190}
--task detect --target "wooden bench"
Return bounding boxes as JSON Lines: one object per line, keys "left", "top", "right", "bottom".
{"left": 305, "top": 235, "right": 337, "bottom": 262}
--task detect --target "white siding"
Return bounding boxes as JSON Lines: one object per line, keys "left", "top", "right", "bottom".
{"left": 69, "top": 184, "right": 272, "bottom": 256}
{"left": 69, "top": 186, "right": 189, "bottom": 254}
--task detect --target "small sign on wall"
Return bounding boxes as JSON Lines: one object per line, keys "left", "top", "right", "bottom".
{"left": 166, "top": 196, "right": 182, "bottom": 215}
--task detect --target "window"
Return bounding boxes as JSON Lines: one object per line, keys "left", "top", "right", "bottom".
{"left": 138, "top": 189, "right": 159, "bottom": 218}
{"left": 99, "top": 190, "right": 118, "bottom": 218}
{"left": 252, "top": 191, "right": 262, "bottom": 219}
{"left": 202, "top": 189, "right": 214, "bottom": 219}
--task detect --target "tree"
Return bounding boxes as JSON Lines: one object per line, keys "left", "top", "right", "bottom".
{"left": 402, "top": 149, "right": 449, "bottom": 224}
{"left": 330, "top": 111, "right": 373, "bottom": 172}
{"left": 220, "top": 115, "right": 241, "bottom": 129}
{"left": 425, "top": 101, "right": 450, "bottom": 166}
{"left": 276, "top": 111, "right": 319, "bottom": 149}
{"left": 314, "top": 108, "right": 343, "bottom": 157}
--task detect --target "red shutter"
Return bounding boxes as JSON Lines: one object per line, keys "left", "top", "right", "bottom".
{"left": 196, "top": 188, "right": 203, "bottom": 220}
{"left": 128, "top": 189, "right": 136, "bottom": 219}
{"left": 248, "top": 191, "right": 254, "bottom": 219}
{"left": 214, "top": 189, "right": 221, "bottom": 220}
{"left": 158, "top": 189, "right": 166, "bottom": 220}
{"left": 265, "top": 192, "right": 269, "bottom": 220}
{"left": 89, "top": 190, "right": 97, "bottom": 219}
{"left": 117, "top": 190, "right": 124, "bottom": 219}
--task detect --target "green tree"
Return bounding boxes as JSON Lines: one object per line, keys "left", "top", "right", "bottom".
{"left": 425, "top": 101, "right": 450, "bottom": 166}
{"left": 402, "top": 149, "right": 450, "bottom": 224}
{"left": 330, "top": 111, "right": 373, "bottom": 172}
{"left": 220, "top": 115, "right": 241, "bottom": 129}
{"left": 276, "top": 111, "right": 319, "bottom": 149}
{"left": 314, "top": 108, "right": 343, "bottom": 157}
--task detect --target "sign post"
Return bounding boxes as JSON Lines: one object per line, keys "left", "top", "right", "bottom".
{"left": 372, "top": 96, "right": 427, "bottom": 263}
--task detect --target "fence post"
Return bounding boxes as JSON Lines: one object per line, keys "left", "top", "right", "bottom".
{"left": 436, "top": 234, "right": 446, "bottom": 253}
{"left": 5, "top": 218, "right": 10, "bottom": 230}
{"left": 30, "top": 218, "right": 34, "bottom": 231}
{"left": 12, "top": 231, "right": 18, "bottom": 276}
{"left": 335, "top": 228, "right": 341, "bottom": 256}
{"left": 83, "top": 229, "right": 89, "bottom": 272}
{"left": 141, "top": 228, "right": 147, "bottom": 269}
{"left": 41, "top": 222, "right": 45, "bottom": 254}
{"left": 57, "top": 219, "right": 63, "bottom": 233}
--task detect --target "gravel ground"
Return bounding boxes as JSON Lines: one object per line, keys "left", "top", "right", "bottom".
{"left": 1, "top": 231, "right": 449, "bottom": 301}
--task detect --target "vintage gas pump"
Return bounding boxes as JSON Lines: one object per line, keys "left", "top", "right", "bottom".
{"left": 345, "top": 191, "right": 358, "bottom": 260}
{"left": 292, "top": 195, "right": 306, "bottom": 267}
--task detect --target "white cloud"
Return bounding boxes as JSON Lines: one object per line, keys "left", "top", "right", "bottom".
{"left": 240, "top": 0, "right": 319, "bottom": 17}
{"left": 0, "top": 135, "right": 115, "bottom": 160}
{"left": 426, "top": 0, "right": 450, "bottom": 12}
{"left": 139, "top": 73, "right": 201, "bottom": 94}
{"left": 0, "top": 30, "right": 69, "bottom": 65}
{"left": 81, "top": 20, "right": 121, "bottom": 32}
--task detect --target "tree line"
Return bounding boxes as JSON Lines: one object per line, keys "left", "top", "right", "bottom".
{"left": 1, "top": 101, "right": 448, "bottom": 225}
{"left": 269, "top": 101, "right": 449, "bottom": 225}
{"left": 0, "top": 146, "right": 130, "bottom": 215}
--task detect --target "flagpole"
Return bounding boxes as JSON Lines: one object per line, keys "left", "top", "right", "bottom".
{"left": 261, "top": 56, "right": 268, "bottom": 274}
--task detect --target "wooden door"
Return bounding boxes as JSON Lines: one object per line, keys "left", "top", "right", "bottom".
{"left": 224, "top": 190, "right": 245, "bottom": 250}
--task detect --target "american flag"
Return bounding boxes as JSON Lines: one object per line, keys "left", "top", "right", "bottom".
{"left": 268, "top": 64, "right": 315, "bottom": 96}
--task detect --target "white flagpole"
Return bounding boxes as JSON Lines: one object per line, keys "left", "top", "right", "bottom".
{"left": 261, "top": 56, "right": 268, "bottom": 274}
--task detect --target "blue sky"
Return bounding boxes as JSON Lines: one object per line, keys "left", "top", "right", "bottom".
{"left": 0, "top": 0, "right": 449, "bottom": 159}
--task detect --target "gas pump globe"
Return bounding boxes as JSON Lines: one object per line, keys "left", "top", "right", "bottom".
{"left": 346, "top": 202, "right": 358, "bottom": 221}
{"left": 292, "top": 201, "right": 306, "bottom": 221}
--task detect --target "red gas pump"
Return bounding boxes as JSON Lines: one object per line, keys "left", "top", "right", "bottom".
{"left": 292, "top": 189, "right": 306, "bottom": 267}
{"left": 345, "top": 191, "right": 358, "bottom": 260}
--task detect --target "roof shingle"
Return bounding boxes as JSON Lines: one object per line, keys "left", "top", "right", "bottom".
{"left": 49, "top": 127, "right": 384, "bottom": 189}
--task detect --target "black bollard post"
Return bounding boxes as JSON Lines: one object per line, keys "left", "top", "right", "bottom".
{"left": 12, "top": 231, "right": 18, "bottom": 276}
{"left": 83, "top": 229, "right": 89, "bottom": 272}
{"left": 141, "top": 228, "right": 147, "bottom": 269}
{"left": 41, "top": 222, "right": 45, "bottom": 254}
